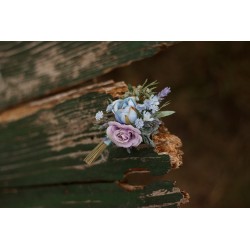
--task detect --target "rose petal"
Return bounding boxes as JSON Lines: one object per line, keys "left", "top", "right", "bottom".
{"left": 106, "top": 122, "right": 142, "bottom": 148}
{"left": 128, "top": 108, "right": 137, "bottom": 123}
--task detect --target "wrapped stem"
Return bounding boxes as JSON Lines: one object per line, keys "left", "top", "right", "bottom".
{"left": 84, "top": 138, "right": 111, "bottom": 165}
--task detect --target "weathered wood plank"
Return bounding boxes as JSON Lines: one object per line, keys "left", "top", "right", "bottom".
{"left": 0, "top": 80, "right": 176, "bottom": 187}
{"left": 0, "top": 80, "right": 127, "bottom": 124}
{"left": 0, "top": 80, "right": 187, "bottom": 207}
{"left": 0, "top": 181, "right": 188, "bottom": 208}
{"left": 0, "top": 41, "right": 175, "bottom": 111}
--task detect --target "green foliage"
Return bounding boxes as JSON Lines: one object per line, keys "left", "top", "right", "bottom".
{"left": 0, "top": 181, "right": 186, "bottom": 208}
{"left": 124, "top": 80, "right": 159, "bottom": 101}
{"left": 155, "top": 111, "right": 175, "bottom": 118}
{"left": 142, "top": 134, "right": 155, "bottom": 147}
{"left": 0, "top": 88, "right": 187, "bottom": 207}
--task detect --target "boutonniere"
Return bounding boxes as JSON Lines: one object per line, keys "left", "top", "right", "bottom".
{"left": 84, "top": 80, "right": 175, "bottom": 165}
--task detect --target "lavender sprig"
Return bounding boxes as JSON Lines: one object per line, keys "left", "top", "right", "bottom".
{"left": 158, "top": 87, "right": 171, "bottom": 101}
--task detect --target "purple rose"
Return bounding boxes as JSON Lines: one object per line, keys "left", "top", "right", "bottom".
{"left": 106, "top": 121, "right": 142, "bottom": 148}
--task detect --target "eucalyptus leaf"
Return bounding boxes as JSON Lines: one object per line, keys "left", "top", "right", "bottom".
{"left": 142, "top": 134, "right": 155, "bottom": 147}
{"left": 155, "top": 111, "right": 175, "bottom": 118}
{"left": 141, "top": 120, "right": 160, "bottom": 136}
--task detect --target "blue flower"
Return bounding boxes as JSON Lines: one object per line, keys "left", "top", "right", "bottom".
{"left": 135, "top": 118, "right": 144, "bottom": 129}
{"left": 149, "top": 95, "right": 160, "bottom": 105}
{"left": 143, "top": 99, "right": 152, "bottom": 110}
{"left": 108, "top": 97, "right": 138, "bottom": 124}
{"left": 143, "top": 95, "right": 159, "bottom": 113}
{"left": 136, "top": 103, "right": 146, "bottom": 112}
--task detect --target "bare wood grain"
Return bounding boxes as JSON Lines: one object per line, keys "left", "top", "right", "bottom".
{"left": 0, "top": 41, "right": 176, "bottom": 111}
{"left": 0, "top": 80, "right": 127, "bottom": 124}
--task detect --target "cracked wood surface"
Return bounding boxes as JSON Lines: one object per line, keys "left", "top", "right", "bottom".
{"left": 0, "top": 80, "right": 188, "bottom": 207}
{"left": 0, "top": 181, "right": 189, "bottom": 208}
{"left": 0, "top": 41, "right": 175, "bottom": 111}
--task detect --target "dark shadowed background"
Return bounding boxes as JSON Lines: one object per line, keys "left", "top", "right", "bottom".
{"left": 98, "top": 42, "right": 250, "bottom": 208}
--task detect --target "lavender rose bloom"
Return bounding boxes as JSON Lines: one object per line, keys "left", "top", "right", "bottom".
{"left": 106, "top": 121, "right": 142, "bottom": 148}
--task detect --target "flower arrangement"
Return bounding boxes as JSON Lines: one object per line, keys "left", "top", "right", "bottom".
{"left": 84, "top": 80, "right": 175, "bottom": 165}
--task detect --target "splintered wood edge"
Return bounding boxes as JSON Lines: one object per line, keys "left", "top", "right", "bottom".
{"left": 119, "top": 124, "right": 184, "bottom": 186}
{"left": 153, "top": 125, "right": 184, "bottom": 169}
{"left": 117, "top": 181, "right": 189, "bottom": 207}
{"left": 0, "top": 80, "right": 127, "bottom": 124}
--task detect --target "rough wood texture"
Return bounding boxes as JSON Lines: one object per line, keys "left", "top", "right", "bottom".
{"left": 0, "top": 80, "right": 188, "bottom": 207}
{"left": 0, "top": 41, "right": 175, "bottom": 111}
{"left": 0, "top": 181, "right": 189, "bottom": 208}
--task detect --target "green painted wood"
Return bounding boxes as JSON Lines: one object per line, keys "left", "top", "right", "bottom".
{"left": 0, "top": 41, "right": 175, "bottom": 111}
{"left": 0, "top": 93, "right": 171, "bottom": 188}
{"left": 0, "top": 181, "right": 186, "bottom": 208}
{"left": 0, "top": 80, "right": 188, "bottom": 207}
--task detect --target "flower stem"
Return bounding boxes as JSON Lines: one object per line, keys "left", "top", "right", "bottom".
{"left": 84, "top": 142, "right": 107, "bottom": 165}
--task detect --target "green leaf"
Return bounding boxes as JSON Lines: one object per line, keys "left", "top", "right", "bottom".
{"left": 128, "top": 84, "right": 133, "bottom": 93}
{"left": 134, "top": 89, "right": 140, "bottom": 97}
{"left": 142, "top": 134, "right": 155, "bottom": 147}
{"left": 108, "top": 98, "right": 113, "bottom": 104}
{"left": 155, "top": 111, "right": 175, "bottom": 118}
{"left": 141, "top": 79, "right": 148, "bottom": 88}
{"left": 141, "top": 80, "right": 158, "bottom": 94}
{"left": 149, "top": 86, "right": 157, "bottom": 91}
{"left": 144, "top": 92, "right": 151, "bottom": 98}
{"left": 145, "top": 80, "right": 158, "bottom": 88}
{"left": 159, "top": 101, "right": 171, "bottom": 110}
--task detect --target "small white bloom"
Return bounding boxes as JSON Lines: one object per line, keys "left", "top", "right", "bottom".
{"left": 95, "top": 111, "right": 103, "bottom": 121}
{"left": 135, "top": 118, "right": 144, "bottom": 129}
{"left": 143, "top": 111, "right": 154, "bottom": 121}
{"left": 150, "top": 105, "right": 159, "bottom": 113}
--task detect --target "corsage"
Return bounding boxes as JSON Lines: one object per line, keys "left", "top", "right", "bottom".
{"left": 84, "top": 80, "right": 175, "bottom": 165}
